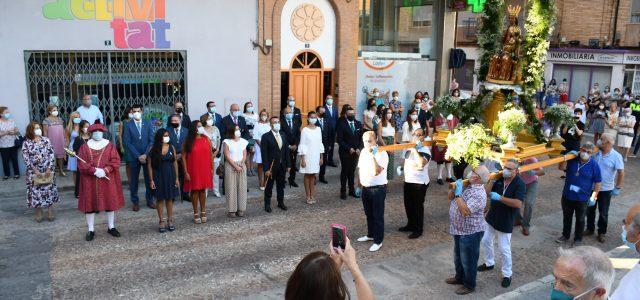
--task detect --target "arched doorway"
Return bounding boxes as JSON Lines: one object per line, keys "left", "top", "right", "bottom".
{"left": 286, "top": 50, "right": 332, "bottom": 120}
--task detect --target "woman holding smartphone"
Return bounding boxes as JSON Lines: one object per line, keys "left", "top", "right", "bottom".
{"left": 148, "top": 129, "right": 180, "bottom": 232}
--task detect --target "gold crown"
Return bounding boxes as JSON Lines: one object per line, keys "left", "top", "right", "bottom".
{"left": 507, "top": 5, "right": 522, "bottom": 17}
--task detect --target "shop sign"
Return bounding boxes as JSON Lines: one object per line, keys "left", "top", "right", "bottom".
{"left": 41, "top": 0, "right": 171, "bottom": 49}
{"left": 623, "top": 54, "right": 640, "bottom": 64}
{"left": 547, "top": 51, "right": 624, "bottom": 64}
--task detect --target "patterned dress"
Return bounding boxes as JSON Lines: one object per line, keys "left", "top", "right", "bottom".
{"left": 389, "top": 99, "right": 404, "bottom": 130}
{"left": 22, "top": 138, "right": 59, "bottom": 208}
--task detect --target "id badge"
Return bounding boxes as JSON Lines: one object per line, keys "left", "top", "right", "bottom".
{"left": 569, "top": 185, "right": 581, "bottom": 193}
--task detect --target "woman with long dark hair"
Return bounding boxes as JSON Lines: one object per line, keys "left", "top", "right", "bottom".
{"left": 285, "top": 237, "right": 373, "bottom": 300}
{"left": 72, "top": 120, "right": 91, "bottom": 198}
{"left": 182, "top": 120, "right": 214, "bottom": 224}
{"left": 148, "top": 128, "right": 180, "bottom": 232}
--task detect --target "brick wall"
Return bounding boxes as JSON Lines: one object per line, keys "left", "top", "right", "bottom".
{"left": 257, "top": 0, "right": 359, "bottom": 117}
{"left": 555, "top": 0, "right": 633, "bottom": 47}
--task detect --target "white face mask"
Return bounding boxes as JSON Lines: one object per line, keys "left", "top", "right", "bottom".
{"left": 308, "top": 118, "right": 317, "bottom": 124}
{"left": 386, "top": 113, "right": 393, "bottom": 120}
{"left": 288, "top": 100, "right": 295, "bottom": 107}
{"left": 34, "top": 129, "right": 42, "bottom": 136}
{"left": 162, "top": 136, "right": 170, "bottom": 144}
{"left": 128, "top": 113, "right": 133, "bottom": 119}
{"left": 374, "top": 92, "right": 380, "bottom": 97}
{"left": 91, "top": 131, "right": 103, "bottom": 141}
{"left": 51, "top": 110, "right": 59, "bottom": 117}
{"left": 410, "top": 114, "right": 418, "bottom": 121}
{"left": 579, "top": 151, "right": 590, "bottom": 161}
{"left": 393, "top": 96, "right": 398, "bottom": 101}
{"left": 260, "top": 115, "right": 268, "bottom": 121}
{"left": 133, "top": 112, "right": 142, "bottom": 120}
{"left": 82, "top": 128, "right": 88, "bottom": 134}
{"left": 234, "top": 130, "right": 241, "bottom": 138}
{"left": 197, "top": 126, "right": 205, "bottom": 135}
{"left": 206, "top": 119, "right": 214, "bottom": 127}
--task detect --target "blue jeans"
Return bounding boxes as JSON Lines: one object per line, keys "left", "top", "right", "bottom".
{"left": 129, "top": 160, "right": 154, "bottom": 205}
{"left": 362, "top": 185, "right": 387, "bottom": 244}
{"left": 454, "top": 231, "right": 484, "bottom": 290}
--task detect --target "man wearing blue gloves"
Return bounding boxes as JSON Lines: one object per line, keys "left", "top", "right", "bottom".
{"left": 557, "top": 142, "right": 602, "bottom": 247}
{"left": 478, "top": 158, "right": 525, "bottom": 288}
{"left": 587, "top": 133, "right": 625, "bottom": 243}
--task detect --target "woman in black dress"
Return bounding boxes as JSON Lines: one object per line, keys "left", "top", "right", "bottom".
{"left": 72, "top": 120, "right": 91, "bottom": 198}
{"left": 148, "top": 129, "right": 180, "bottom": 233}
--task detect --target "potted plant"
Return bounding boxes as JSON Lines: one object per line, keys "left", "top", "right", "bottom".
{"left": 445, "top": 124, "right": 500, "bottom": 168}
{"left": 493, "top": 107, "right": 527, "bottom": 148}
{"left": 543, "top": 105, "right": 574, "bottom": 139}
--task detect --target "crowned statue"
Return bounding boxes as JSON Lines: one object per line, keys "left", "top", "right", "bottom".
{"left": 487, "top": 5, "right": 523, "bottom": 84}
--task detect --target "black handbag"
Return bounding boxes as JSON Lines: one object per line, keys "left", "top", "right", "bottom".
{"left": 14, "top": 133, "right": 24, "bottom": 148}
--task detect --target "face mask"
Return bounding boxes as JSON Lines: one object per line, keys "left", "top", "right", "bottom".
{"left": 550, "top": 284, "right": 598, "bottom": 300}
{"left": 175, "top": 107, "right": 183, "bottom": 113}
{"left": 288, "top": 101, "right": 295, "bottom": 107}
{"left": 623, "top": 108, "right": 631, "bottom": 115}
{"left": 365, "top": 140, "right": 376, "bottom": 148}
{"left": 197, "top": 126, "right": 205, "bottom": 135}
{"left": 73, "top": 118, "right": 81, "bottom": 124}
{"left": 596, "top": 139, "right": 603, "bottom": 147}
{"left": 308, "top": 118, "right": 317, "bottom": 124}
{"left": 128, "top": 113, "right": 133, "bottom": 119}
{"left": 91, "top": 131, "right": 103, "bottom": 141}
{"left": 416, "top": 95, "right": 423, "bottom": 99}
{"left": 206, "top": 119, "right": 214, "bottom": 127}
{"left": 575, "top": 114, "right": 582, "bottom": 119}
{"left": 82, "top": 128, "right": 88, "bottom": 133}
{"left": 621, "top": 225, "right": 639, "bottom": 251}
{"left": 51, "top": 111, "right": 59, "bottom": 117}
{"left": 273, "top": 123, "right": 281, "bottom": 131}
{"left": 599, "top": 105, "right": 605, "bottom": 110}
{"left": 261, "top": 115, "right": 268, "bottom": 121}
{"left": 232, "top": 111, "right": 241, "bottom": 118}
{"left": 374, "top": 92, "right": 380, "bottom": 97}
{"left": 393, "top": 96, "right": 398, "bottom": 101}
{"left": 415, "top": 104, "right": 421, "bottom": 110}
{"left": 133, "top": 112, "right": 142, "bottom": 120}
{"left": 347, "top": 115, "right": 355, "bottom": 121}
{"left": 386, "top": 113, "right": 393, "bottom": 120}
{"left": 465, "top": 171, "right": 474, "bottom": 179}
{"left": 171, "top": 123, "right": 180, "bottom": 128}
{"left": 2, "top": 113, "right": 11, "bottom": 119}
{"left": 234, "top": 130, "right": 242, "bottom": 138}
{"left": 247, "top": 107, "right": 254, "bottom": 113}
{"left": 209, "top": 107, "right": 216, "bottom": 113}
{"left": 34, "top": 129, "right": 42, "bottom": 136}
{"left": 503, "top": 169, "right": 512, "bottom": 178}
{"left": 285, "top": 113, "right": 293, "bottom": 120}
{"left": 326, "top": 98, "right": 333, "bottom": 105}
{"left": 162, "top": 136, "right": 170, "bottom": 144}
{"left": 579, "top": 151, "right": 590, "bottom": 161}
{"left": 410, "top": 114, "right": 418, "bottom": 121}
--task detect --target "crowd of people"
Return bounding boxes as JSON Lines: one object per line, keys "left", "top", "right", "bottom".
{"left": 1, "top": 80, "right": 638, "bottom": 297}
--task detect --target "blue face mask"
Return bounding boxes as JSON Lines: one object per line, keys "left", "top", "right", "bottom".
{"left": 285, "top": 113, "right": 293, "bottom": 120}
{"left": 232, "top": 111, "right": 241, "bottom": 118}
{"left": 91, "top": 131, "right": 103, "bottom": 141}
{"left": 621, "top": 225, "right": 639, "bottom": 251}
{"left": 2, "top": 113, "right": 11, "bottom": 119}
{"left": 550, "top": 283, "right": 598, "bottom": 300}
{"left": 73, "top": 117, "right": 82, "bottom": 124}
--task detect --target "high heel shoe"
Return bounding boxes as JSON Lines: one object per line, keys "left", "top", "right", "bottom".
{"left": 193, "top": 213, "right": 201, "bottom": 224}
{"left": 200, "top": 211, "right": 207, "bottom": 223}
{"left": 167, "top": 219, "right": 176, "bottom": 231}
{"left": 159, "top": 219, "right": 167, "bottom": 233}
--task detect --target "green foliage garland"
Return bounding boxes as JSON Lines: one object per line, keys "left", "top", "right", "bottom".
{"left": 445, "top": 124, "right": 500, "bottom": 168}
{"left": 477, "top": 0, "right": 506, "bottom": 81}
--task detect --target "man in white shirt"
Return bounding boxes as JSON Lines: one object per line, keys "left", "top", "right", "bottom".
{"left": 356, "top": 131, "right": 389, "bottom": 252}
{"left": 76, "top": 94, "right": 104, "bottom": 125}
{"left": 400, "top": 128, "right": 431, "bottom": 239}
{"left": 611, "top": 204, "right": 640, "bottom": 299}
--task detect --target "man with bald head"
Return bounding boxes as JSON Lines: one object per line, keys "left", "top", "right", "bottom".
{"left": 551, "top": 246, "right": 614, "bottom": 299}
{"left": 220, "top": 103, "right": 249, "bottom": 140}
{"left": 587, "top": 133, "right": 625, "bottom": 243}
{"left": 611, "top": 204, "right": 640, "bottom": 299}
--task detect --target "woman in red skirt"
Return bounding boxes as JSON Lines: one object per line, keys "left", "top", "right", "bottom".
{"left": 182, "top": 120, "right": 214, "bottom": 224}
{"left": 432, "top": 113, "right": 459, "bottom": 185}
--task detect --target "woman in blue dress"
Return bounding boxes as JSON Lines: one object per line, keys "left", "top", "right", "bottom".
{"left": 148, "top": 128, "right": 180, "bottom": 233}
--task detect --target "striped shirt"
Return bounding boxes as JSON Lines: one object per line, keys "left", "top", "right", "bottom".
{"left": 449, "top": 184, "right": 487, "bottom": 235}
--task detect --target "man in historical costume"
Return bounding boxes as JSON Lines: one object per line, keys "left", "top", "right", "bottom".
{"left": 77, "top": 124, "right": 125, "bottom": 241}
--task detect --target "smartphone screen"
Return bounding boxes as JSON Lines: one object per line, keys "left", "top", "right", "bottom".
{"left": 332, "top": 226, "right": 345, "bottom": 250}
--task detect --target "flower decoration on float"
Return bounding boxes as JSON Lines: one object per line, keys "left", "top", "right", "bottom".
{"left": 493, "top": 106, "right": 527, "bottom": 148}
{"left": 544, "top": 104, "right": 575, "bottom": 138}
{"left": 445, "top": 124, "right": 500, "bottom": 168}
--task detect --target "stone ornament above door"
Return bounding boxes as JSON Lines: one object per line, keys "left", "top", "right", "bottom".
{"left": 291, "top": 4, "right": 325, "bottom": 43}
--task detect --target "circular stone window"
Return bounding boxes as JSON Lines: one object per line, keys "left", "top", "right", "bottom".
{"left": 291, "top": 4, "right": 325, "bottom": 43}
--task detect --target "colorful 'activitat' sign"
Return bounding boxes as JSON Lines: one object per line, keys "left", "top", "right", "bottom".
{"left": 467, "top": 0, "right": 487, "bottom": 13}
{"left": 41, "top": 0, "right": 170, "bottom": 49}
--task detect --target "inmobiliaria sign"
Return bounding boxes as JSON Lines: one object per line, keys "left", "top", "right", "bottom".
{"left": 42, "top": 0, "right": 171, "bottom": 49}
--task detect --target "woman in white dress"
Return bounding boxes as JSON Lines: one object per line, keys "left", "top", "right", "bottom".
{"left": 605, "top": 102, "right": 619, "bottom": 140}
{"left": 243, "top": 102, "right": 258, "bottom": 177}
{"left": 617, "top": 106, "right": 636, "bottom": 161}
{"left": 253, "top": 109, "right": 272, "bottom": 190}
{"left": 298, "top": 111, "right": 324, "bottom": 204}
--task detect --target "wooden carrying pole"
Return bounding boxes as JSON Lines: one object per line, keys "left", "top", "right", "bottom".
{"left": 447, "top": 152, "right": 578, "bottom": 189}
{"left": 378, "top": 140, "right": 434, "bottom": 152}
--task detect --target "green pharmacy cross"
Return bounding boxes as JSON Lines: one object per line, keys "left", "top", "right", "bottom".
{"left": 467, "top": 0, "right": 487, "bottom": 13}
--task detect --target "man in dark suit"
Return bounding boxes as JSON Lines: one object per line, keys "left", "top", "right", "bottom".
{"left": 220, "top": 103, "right": 250, "bottom": 140}
{"left": 167, "top": 114, "right": 190, "bottom": 201}
{"left": 323, "top": 95, "right": 339, "bottom": 167}
{"left": 200, "top": 100, "right": 223, "bottom": 130}
{"left": 173, "top": 101, "right": 191, "bottom": 129}
{"left": 336, "top": 106, "right": 364, "bottom": 199}
{"left": 123, "top": 104, "right": 155, "bottom": 211}
{"left": 316, "top": 105, "right": 331, "bottom": 184}
{"left": 261, "top": 116, "right": 290, "bottom": 212}
{"left": 282, "top": 95, "right": 302, "bottom": 124}
{"left": 282, "top": 106, "right": 301, "bottom": 187}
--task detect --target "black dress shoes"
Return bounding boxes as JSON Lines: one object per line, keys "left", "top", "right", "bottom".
{"left": 319, "top": 178, "right": 328, "bottom": 184}
{"left": 288, "top": 181, "right": 299, "bottom": 188}
{"left": 265, "top": 207, "right": 272, "bottom": 213}
{"left": 477, "top": 263, "right": 494, "bottom": 272}
{"left": 277, "top": 204, "right": 288, "bottom": 211}
{"left": 107, "top": 228, "right": 121, "bottom": 237}
{"left": 398, "top": 226, "right": 412, "bottom": 232}
{"left": 85, "top": 231, "right": 95, "bottom": 241}
{"left": 437, "top": 178, "right": 444, "bottom": 185}
{"left": 408, "top": 232, "right": 422, "bottom": 239}
{"left": 328, "top": 162, "right": 338, "bottom": 167}
{"left": 340, "top": 193, "right": 347, "bottom": 200}
{"left": 501, "top": 277, "right": 511, "bottom": 288}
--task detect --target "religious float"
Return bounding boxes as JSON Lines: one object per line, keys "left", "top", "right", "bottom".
{"left": 379, "top": 0, "right": 578, "bottom": 187}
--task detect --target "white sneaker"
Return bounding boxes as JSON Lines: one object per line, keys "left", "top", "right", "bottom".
{"left": 213, "top": 191, "right": 221, "bottom": 198}
{"left": 369, "top": 243, "right": 382, "bottom": 252}
{"left": 357, "top": 236, "right": 374, "bottom": 242}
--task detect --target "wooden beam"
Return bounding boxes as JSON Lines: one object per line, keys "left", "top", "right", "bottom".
{"left": 378, "top": 140, "right": 434, "bottom": 152}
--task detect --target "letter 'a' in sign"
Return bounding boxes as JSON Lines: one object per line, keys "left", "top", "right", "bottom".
{"left": 42, "top": 0, "right": 171, "bottom": 49}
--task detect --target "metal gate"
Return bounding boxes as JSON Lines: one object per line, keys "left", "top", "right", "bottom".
{"left": 25, "top": 51, "right": 187, "bottom": 132}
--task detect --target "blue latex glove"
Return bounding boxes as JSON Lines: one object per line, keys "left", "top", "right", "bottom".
{"left": 526, "top": 170, "right": 536, "bottom": 176}
{"left": 415, "top": 141, "right": 423, "bottom": 149}
{"left": 611, "top": 188, "right": 620, "bottom": 196}
{"left": 588, "top": 196, "right": 597, "bottom": 207}
{"left": 567, "top": 150, "right": 579, "bottom": 156}
{"left": 454, "top": 179, "right": 463, "bottom": 196}
{"left": 372, "top": 146, "right": 378, "bottom": 155}
{"left": 489, "top": 192, "right": 502, "bottom": 201}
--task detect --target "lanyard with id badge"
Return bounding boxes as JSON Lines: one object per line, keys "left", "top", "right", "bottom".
{"left": 569, "top": 159, "right": 590, "bottom": 194}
